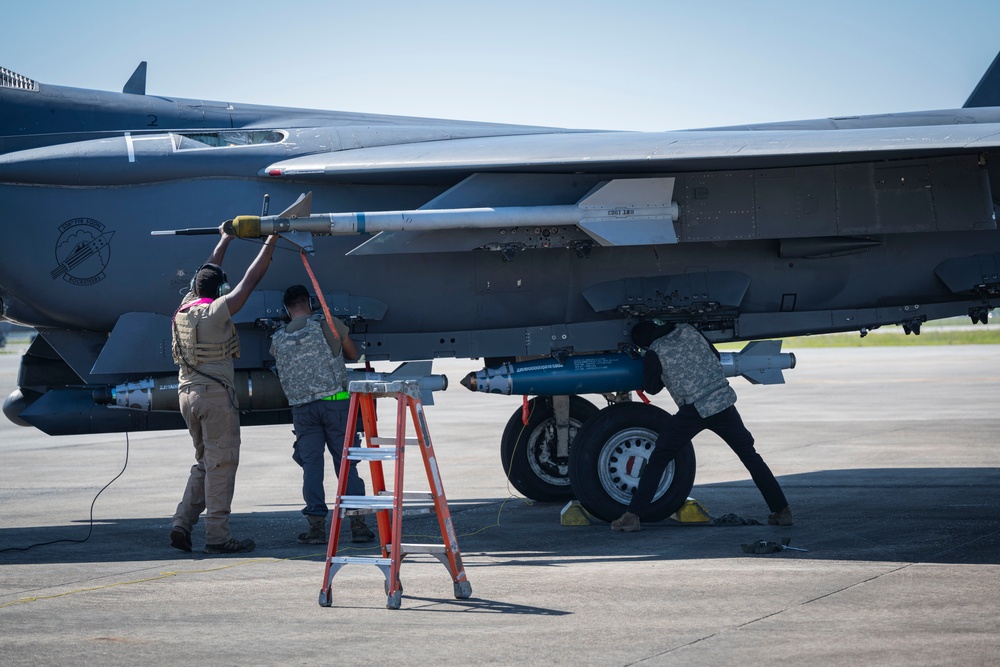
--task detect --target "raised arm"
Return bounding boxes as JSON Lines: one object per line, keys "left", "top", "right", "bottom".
{"left": 221, "top": 235, "right": 279, "bottom": 316}
{"left": 204, "top": 231, "right": 235, "bottom": 267}
{"left": 341, "top": 334, "right": 359, "bottom": 361}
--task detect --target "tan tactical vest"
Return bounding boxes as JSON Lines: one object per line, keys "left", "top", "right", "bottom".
{"left": 171, "top": 300, "right": 241, "bottom": 368}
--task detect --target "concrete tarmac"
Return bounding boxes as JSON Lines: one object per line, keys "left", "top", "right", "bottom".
{"left": 1, "top": 343, "right": 998, "bottom": 665}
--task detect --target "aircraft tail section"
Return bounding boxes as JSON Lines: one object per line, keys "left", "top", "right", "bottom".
{"left": 964, "top": 50, "right": 1000, "bottom": 108}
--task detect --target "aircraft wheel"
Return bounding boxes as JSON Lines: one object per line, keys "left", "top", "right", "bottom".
{"left": 500, "top": 395, "right": 599, "bottom": 502}
{"left": 569, "top": 402, "right": 695, "bottom": 522}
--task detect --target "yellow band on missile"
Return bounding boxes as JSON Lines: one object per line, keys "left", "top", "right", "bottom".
{"left": 231, "top": 215, "right": 261, "bottom": 238}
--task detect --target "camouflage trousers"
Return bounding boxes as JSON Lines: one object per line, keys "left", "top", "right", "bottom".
{"left": 173, "top": 383, "right": 241, "bottom": 545}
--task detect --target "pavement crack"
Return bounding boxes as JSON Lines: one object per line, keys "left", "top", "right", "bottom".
{"left": 625, "top": 563, "right": 915, "bottom": 666}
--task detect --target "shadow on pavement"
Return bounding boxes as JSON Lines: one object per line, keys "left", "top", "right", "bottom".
{"left": 2, "top": 466, "right": 998, "bottom": 567}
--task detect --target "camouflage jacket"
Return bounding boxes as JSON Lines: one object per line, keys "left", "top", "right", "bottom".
{"left": 270, "top": 316, "right": 347, "bottom": 406}
{"left": 650, "top": 323, "right": 736, "bottom": 417}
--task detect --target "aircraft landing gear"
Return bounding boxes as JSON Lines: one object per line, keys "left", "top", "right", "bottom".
{"left": 499, "top": 395, "right": 599, "bottom": 502}
{"left": 568, "top": 402, "right": 696, "bottom": 522}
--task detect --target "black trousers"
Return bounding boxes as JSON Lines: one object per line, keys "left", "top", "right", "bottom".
{"left": 627, "top": 404, "right": 789, "bottom": 517}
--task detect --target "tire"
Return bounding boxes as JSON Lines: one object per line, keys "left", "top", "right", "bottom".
{"left": 500, "top": 395, "right": 600, "bottom": 502}
{"left": 569, "top": 402, "right": 696, "bottom": 522}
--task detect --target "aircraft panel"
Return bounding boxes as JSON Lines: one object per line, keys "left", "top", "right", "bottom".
{"left": 874, "top": 162, "right": 936, "bottom": 232}
{"left": 755, "top": 166, "right": 838, "bottom": 238}
{"left": 928, "top": 156, "right": 996, "bottom": 232}
{"left": 677, "top": 171, "right": 756, "bottom": 242}
{"left": 476, "top": 252, "right": 533, "bottom": 294}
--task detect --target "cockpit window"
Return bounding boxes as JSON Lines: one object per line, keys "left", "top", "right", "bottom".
{"left": 173, "top": 130, "right": 285, "bottom": 150}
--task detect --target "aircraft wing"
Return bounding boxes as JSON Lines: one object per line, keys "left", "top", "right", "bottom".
{"left": 253, "top": 122, "right": 1000, "bottom": 255}
{"left": 261, "top": 123, "right": 1000, "bottom": 180}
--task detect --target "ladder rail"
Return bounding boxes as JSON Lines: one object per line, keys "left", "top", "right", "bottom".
{"left": 385, "top": 396, "right": 409, "bottom": 598}
{"left": 319, "top": 391, "right": 361, "bottom": 597}
{"left": 409, "top": 399, "right": 469, "bottom": 588}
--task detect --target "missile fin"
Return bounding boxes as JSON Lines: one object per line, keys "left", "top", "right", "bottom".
{"left": 278, "top": 191, "right": 313, "bottom": 219}
{"left": 577, "top": 177, "right": 676, "bottom": 209}
{"left": 735, "top": 339, "right": 791, "bottom": 385}
{"left": 739, "top": 340, "right": 783, "bottom": 356}
{"left": 740, "top": 368, "right": 786, "bottom": 385}
{"left": 578, "top": 217, "right": 678, "bottom": 246}
{"left": 576, "top": 178, "right": 679, "bottom": 246}
{"left": 378, "top": 361, "right": 444, "bottom": 404}
{"left": 387, "top": 361, "right": 433, "bottom": 379}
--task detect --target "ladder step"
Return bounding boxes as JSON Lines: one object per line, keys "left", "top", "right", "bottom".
{"left": 348, "top": 380, "right": 421, "bottom": 399}
{"left": 377, "top": 490, "right": 435, "bottom": 515}
{"left": 338, "top": 496, "right": 395, "bottom": 511}
{"left": 399, "top": 543, "right": 447, "bottom": 555}
{"left": 367, "top": 437, "right": 419, "bottom": 447}
{"left": 347, "top": 447, "right": 398, "bottom": 461}
{"left": 378, "top": 491, "right": 433, "bottom": 501}
{"left": 329, "top": 556, "right": 393, "bottom": 566}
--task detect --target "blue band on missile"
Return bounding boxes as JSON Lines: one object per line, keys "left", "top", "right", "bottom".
{"left": 356, "top": 212, "right": 365, "bottom": 234}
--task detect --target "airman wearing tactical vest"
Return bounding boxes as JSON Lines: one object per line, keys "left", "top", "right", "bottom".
{"left": 270, "top": 284, "right": 375, "bottom": 545}
{"left": 169, "top": 231, "right": 279, "bottom": 555}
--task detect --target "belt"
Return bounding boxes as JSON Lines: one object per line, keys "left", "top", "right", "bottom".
{"left": 321, "top": 391, "right": 351, "bottom": 401}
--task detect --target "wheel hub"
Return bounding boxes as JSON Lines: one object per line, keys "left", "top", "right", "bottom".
{"left": 525, "top": 421, "right": 581, "bottom": 485}
{"left": 597, "top": 427, "right": 675, "bottom": 505}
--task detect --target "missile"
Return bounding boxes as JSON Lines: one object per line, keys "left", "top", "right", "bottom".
{"left": 92, "top": 369, "right": 288, "bottom": 413}
{"left": 92, "top": 362, "right": 448, "bottom": 413}
{"left": 461, "top": 353, "right": 644, "bottom": 396}
{"left": 460, "top": 343, "right": 796, "bottom": 395}
{"left": 214, "top": 178, "right": 681, "bottom": 249}
{"left": 718, "top": 340, "right": 796, "bottom": 385}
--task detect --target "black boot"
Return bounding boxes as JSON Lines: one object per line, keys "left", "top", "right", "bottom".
{"left": 350, "top": 516, "right": 375, "bottom": 543}
{"left": 297, "top": 515, "right": 326, "bottom": 544}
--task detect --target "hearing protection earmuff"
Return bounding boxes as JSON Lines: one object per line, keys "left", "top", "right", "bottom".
{"left": 190, "top": 263, "right": 232, "bottom": 297}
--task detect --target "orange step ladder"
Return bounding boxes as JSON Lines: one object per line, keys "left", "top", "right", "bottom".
{"left": 318, "top": 378, "right": 472, "bottom": 609}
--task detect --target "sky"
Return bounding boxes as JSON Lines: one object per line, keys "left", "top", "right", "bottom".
{"left": 4, "top": 0, "right": 1000, "bottom": 132}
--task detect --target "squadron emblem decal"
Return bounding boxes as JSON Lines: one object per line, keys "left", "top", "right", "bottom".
{"left": 50, "top": 218, "right": 115, "bottom": 286}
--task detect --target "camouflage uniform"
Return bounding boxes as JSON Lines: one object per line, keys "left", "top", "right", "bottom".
{"left": 628, "top": 324, "right": 789, "bottom": 517}
{"left": 270, "top": 315, "right": 365, "bottom": 518}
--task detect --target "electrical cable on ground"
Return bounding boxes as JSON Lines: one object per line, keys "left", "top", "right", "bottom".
{"left": 0, "top": 432, "right": 130, "bottom": 554}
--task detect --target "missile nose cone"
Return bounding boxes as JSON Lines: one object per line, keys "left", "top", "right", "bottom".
{"left": 460, "top": 372, "right": 477, "bottom": 391}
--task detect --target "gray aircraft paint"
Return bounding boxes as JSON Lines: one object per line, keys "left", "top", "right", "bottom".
{"left": 0, "top": 59, "right": 997, "bottom": 437}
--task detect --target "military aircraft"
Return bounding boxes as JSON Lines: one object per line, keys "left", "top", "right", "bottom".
{"left": 1, "top": 56, "right": 997, "bottom": 522}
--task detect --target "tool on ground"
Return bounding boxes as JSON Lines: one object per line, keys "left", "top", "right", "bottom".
{"left": 741, "top": 537, "right": 808, "bottom": 554}
{"left": 318, "top": 379, "right": 472, "bottom": 609}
